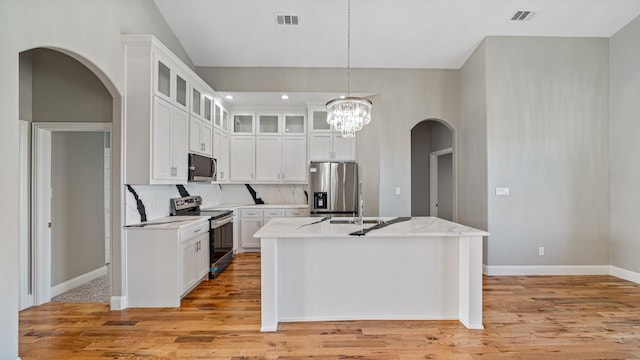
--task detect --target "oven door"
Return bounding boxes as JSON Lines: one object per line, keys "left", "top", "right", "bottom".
{"left": 210, "top": 215, "right": 233, "bottom": 278}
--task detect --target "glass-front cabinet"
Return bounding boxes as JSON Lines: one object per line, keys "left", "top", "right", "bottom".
{"left": 284, "top": 114, "right": 306, "bottom": 135}
{"left": 232, "top": 113, "right": 254, "bottom": 134}
{"left": 257, "top": 114, "right": 280, "bottom": 135}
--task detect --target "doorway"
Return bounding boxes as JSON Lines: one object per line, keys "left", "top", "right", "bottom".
{"left": 31, "top": 124, "right": 111, "bottom": 306}
{"left": 410, "top": 119, "right": 455, "bottom": 221}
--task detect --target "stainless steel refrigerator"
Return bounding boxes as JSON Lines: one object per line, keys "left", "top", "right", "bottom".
{"left": 309, "top": 161, "right": 358, "bottom": 217}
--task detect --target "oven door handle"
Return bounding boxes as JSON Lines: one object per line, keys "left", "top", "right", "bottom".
{"left": 212, "top": 216, "right": 233, "bottom": 228}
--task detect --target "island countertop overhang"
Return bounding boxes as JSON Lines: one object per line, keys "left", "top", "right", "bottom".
{"left": 253, "top": 216, "right": 489, "bottom": 238}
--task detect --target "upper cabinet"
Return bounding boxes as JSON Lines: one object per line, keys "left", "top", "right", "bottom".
{"left": 232, "top": 113, "right": 255, "bottom": 134}
{"left": 153, "top": 51, "right": 190, "bottom": 113}
{"left": 308, "top": 106, "right": 356, "bottom": 161}
{"left": 122, "top": 35, "right": 225, "bottom": 184}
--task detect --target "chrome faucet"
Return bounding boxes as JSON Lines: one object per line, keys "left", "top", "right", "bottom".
{"left": 355, "top": 180, "right": 364, "bottom": 225}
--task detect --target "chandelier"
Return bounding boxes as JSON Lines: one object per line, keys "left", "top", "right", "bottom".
{"left": 326, "top": 0, "right": 372, "bottom": 138}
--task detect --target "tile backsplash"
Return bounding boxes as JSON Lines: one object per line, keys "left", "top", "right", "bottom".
{"left": 125, "top": 183, "right": 307, "bottom": 225}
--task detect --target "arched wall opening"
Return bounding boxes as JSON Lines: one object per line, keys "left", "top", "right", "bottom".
{"left": 410, "top": 119, "right": 456, "bottom": 220}
{"left": 18, "top": 46, "right": 124, "bottom": 308}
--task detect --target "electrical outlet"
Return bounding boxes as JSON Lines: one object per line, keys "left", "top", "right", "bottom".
{"left": 395, "top": 187, "right": 401, "bottom": 195}
{"left": 538, "top": 247, "right": 544, "bottom": 256}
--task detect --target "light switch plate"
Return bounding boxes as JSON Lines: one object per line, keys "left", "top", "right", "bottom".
{"left": 395, "top": 187, "right": 401, "bottom": 195}
{"left": 495, "top": 187, "right": 510, "bottom": 196}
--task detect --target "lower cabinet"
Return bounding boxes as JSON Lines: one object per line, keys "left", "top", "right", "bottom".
{"left": 238, "top": 207, "right": 308, "bottom": 252}
{"left": 125, "top": 219, "right": 209, "bottom": 308}
{"left": 179, "top": 232, "right": 209, "bottom": 296}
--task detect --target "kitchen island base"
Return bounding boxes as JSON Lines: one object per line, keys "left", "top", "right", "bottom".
{"left": 258, "top": 219, "right": 485, "bottom": 331}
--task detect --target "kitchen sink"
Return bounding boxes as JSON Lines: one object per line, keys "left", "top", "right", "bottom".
{"left": 327, "top": 218, "right": 386, "bottom": 225}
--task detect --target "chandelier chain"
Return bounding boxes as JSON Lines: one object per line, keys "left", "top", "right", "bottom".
{"left": 347, "top": 0, "right": 351, "bottom": 95}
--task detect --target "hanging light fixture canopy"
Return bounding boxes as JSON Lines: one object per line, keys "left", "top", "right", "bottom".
{"left": 326, "top": 0, "right": 372, "bottom": 138}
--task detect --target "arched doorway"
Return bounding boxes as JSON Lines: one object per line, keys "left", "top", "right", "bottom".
{"left": 18, "top": 47, "right": 122, "bottom": 309}
{"left": 410, "top": 119, "right": 455, "bottom": 221}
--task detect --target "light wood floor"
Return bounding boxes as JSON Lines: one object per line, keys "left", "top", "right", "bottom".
{"left": 19, "top": 253, "right": 640, "bottom": 359}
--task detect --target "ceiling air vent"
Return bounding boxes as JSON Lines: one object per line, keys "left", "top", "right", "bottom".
{"left": 510, "top": 10, "right": 537, "bottom": 22}
{"left": 275, "top": 14, "right": 299, "bottom": 26}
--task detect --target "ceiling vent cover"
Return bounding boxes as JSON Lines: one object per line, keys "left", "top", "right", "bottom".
{"left": 510, "top": 10, "right": 537, "bottom": 22}
{"left": 275, "top": 14, "right": 299, "bottom": 26}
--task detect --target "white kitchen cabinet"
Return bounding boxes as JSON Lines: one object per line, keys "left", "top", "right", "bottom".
{"left": 232, "top": 113, "right": 255, "bottom": 134}
{"left": 284, "top": 114, "right": 306, "bottom": 135}
{"left": 179, "top": 231, "right": 209, "bottom": 295}
{"left": 255, "top": 136, "right": 282, "bottom": 182}
{"left": 152, "top": 97, "right": 189, "bottom": 182}
{"left": 229, "top": 135, "right": 255, "bottom": 181}
{"left": 123, "top": 35, "right": 224, "bottom": 184}
{"left": 239, "top": 209, "right": 263, "bottom": 250}
{"left": 153, "top": 51, "right": 189, "bottom": 112}
{"left": 282, "top": 136, "right": 307, "bottom": 181}
{"left": 308, "top": 107, "right": 357, "bottom": 161}
{"left": 237, "top": 207, "right": 313, "bottom": 252}
{"left": 257, "top": 114, "right": 281, "bottom": 135}
{"left": 125, "top": 218, "right": 209, "bottom": 308}
{"left": 189, "top": 116, "right": 213, "bottom": 157}
{"left": 213, "top": 127, "right": 229, "bottom": 182}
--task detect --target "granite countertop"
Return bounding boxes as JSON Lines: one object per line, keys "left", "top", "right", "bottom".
{"left": 124, "top": 216, "right": 209, "bottom": 230}
{"left": 201, "top": 203, "right": 309, "bottom": 211}
{"left": 254, "top": 216, "right": 489, "bottom": 238}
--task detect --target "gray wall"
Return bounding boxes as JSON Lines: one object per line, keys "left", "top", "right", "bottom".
{"left": 31, "top": 48, "right": 113, "bottom": 123}
{"left": 484, "top": 37, "right": 610, "bottom": 266}
{"left": 459, "top": 40, "right": 489, "bottom": 244}
{"left": 197, "top": 67, "right": 460, "bottom": 217}
{"left": 2, "top": 0, "right": 192, "bottom": 356}
{"left": 51, "top": 132, "right": 106, "bottom": 286}
{"left": 19, "top": 51, "right": 33, "bottom": 121}
{"left": 610, "top": 15, "right": 640, "bottom": 273}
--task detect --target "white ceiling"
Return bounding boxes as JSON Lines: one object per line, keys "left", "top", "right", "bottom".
{"left": 153, "top": 0, "right": 640, "bottom": 70}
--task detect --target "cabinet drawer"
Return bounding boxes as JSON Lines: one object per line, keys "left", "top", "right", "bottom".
{"left": 263, "top": 209, "right": 285, "bottom": 218}
{"left": 180, "top": 222, "right": 208, "bottom": 241}
{"left": 286, "top": 209, "right": 309, "bottom": 217}
{"left": 240, "top": 209, "right": 263, "bottom": 218}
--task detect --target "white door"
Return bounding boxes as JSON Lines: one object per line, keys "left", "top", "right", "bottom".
{"left": 429, "top": 147, "right": 454, "bottom": 220}
{"left": 171, "top": 107, "right": 189, "bottom": 181}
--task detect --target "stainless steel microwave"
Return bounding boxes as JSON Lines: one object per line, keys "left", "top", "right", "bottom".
{"left": 188, "top": 153, "right": 217, "bottom": 182}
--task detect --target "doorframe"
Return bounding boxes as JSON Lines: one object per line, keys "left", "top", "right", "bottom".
{"left": 32, "top": 122, "right": 112, "bottom": 305}
{"left": 19, "top": 120, "right": 33, "bottom": 310}
{"left": 429, "top": 147, "right": 453, "bottom": 218}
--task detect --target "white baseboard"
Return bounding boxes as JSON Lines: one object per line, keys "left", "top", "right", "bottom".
{"left": 51, "top": 265, "right": 108, "bottom": 297}
{"left": 110, "top": 296, "right": 127, "bottom": 310}
{"left": 483, "top": 264, "right": 640, "bottom": 285}
{"left": 483, "top": 265, "right": 610, "bottom": 276}
{"left": 610, "top": 266, "right": 640, "bottom": 284}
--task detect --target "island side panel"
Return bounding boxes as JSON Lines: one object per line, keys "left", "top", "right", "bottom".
{"left": 275, "top": 236, "right": 460, "bottom": 322}
{"left": 458, "top": 236, "right": 484, "bottom": 329}
{"left": 260, "top": 237, "right": 278, "bottom": 331}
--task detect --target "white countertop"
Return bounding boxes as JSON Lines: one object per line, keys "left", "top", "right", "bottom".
{"left": 202, "top": 203, "right": 309, "bottom": 211}
{"left": 254, "top": 216, "right": 489, "bottom": 238}
{"left": 124, "top": 216, "right": 209, "bottom": 230}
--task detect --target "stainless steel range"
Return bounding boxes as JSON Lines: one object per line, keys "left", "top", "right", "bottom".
{"left": 170, "top": 196, "right": 234, "bottom": 279}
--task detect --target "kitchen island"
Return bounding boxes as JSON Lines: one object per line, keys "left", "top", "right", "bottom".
{"left": 253, "top": 216, "right": 488, "bottom": 331}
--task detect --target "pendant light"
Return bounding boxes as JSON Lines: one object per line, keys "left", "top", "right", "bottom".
{"left": 326, "top": 0, "right": 372, "bottom": 138}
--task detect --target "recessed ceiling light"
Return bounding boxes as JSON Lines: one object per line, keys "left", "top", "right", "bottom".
{"left": 281, "top": 94, "right": 289, "bottom": 100}
{"left": 225, "top": 95, "right": 234, "bottom": 100}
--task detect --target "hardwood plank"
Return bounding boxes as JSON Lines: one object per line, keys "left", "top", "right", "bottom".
{"left": 19, "top": 253, "right": 640, "bottom": 359}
